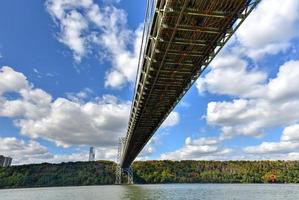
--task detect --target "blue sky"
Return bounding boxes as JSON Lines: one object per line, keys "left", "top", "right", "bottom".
{"left": 1, "top": 0, "right": 299, "bottom": 164}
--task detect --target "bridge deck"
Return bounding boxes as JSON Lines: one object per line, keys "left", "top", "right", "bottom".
{"left": 121, "top": 0, "right": 259, "bottom": 168}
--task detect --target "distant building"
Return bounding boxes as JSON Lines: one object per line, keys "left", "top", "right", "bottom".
{"left": 89, "top": 147, "right": 95, "bottom": 161}
{"left": 0, "top": 155, "right": 12, "bottom": 167}
{"left": 0, "top": 156, "right": 4, "bottom": 166}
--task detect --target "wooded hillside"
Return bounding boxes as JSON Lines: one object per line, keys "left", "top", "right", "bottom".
{"left": 1, "top": 160, "right": 299, "bottom": 188}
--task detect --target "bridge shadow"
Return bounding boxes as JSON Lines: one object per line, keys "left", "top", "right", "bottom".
{"left": 120, "top": 185, "right": 148, "bottom": 200}
{"left": 118, "top": 173, "right": 152, "bottom": 199}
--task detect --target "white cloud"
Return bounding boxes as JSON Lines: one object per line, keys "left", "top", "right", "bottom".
{"left": 160, "top": 131, "right": 299, "bottom": 161}
{"left": 46, "top": 0, "right": 142, "bottom": 88}
{"left": 0, "top": 66, "right": 29, "bottom": 94}
{"left": 66, "top": 87, "right": 93, "bottom": 103}
{"left": 196, "top": 0, "right": 299, "bottom": 139}
{"left": 0, "top": 66, "right": 178, "bottom": 164}
{"left": 59, "top": 10, "right": 88, "bottom": 62}
{"left": 243, "top": 124, "right": 299, "bottom": 160}
{"left": 161, "top": 111, "right": 180, "bottom": 128}
{"left": 46, "top": 0, "right": 91, "bottom": 62}
{"left": 0, "top": 66, "right": 52, "bottom": 120}
{"left": 103, "top": 26, "right": 143, "bottom": 88}
{"left": 0, "top": 137, "right": 53, "bottom": 165}
{"left": 105, "top": 70, "right": 125, "bottom": 88}
{"left": 49, "top": 147, "right": 117, "bottom": 163}
{"left": 0, "top": 97, "right": 49, "bottom": 119}
{"left": 204, "top": 60, "right": 299, "bottom": 139}
{"left": 197, "top": 54, "right": 267, "bottom": 98}
{"left": 196, "top": 0, "right": 299, "bottom": 138}
{"left": 160, "top": 137, "right": 231, "bottom": 160}
{"left": 0, "top": 137, "right": 118, "bottom": 165}
{"left": 236, "top": 0, "right": 299, "bottom": 59}
{"left": 17, "top": 96, "right": 130, "bottom": 147}
{"left": 244, "top": 141, "right": 299, "bottom": 154}
{"left": 268, "top": 60, "right": 299, "bottom": 102}
{"left": 207, "top": 99, "right": 265, "bottom": 137}
{"left": 162, "top": 124, "right": 299, "bottom": 161}
{"left": 281, "top": 124, "right": 299, "bottom": 142}
{"left": 0, "top": 66, "right": 130, "bottom": 148}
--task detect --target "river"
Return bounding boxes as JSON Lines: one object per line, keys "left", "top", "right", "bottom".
{"left": 1, "top": 184, "right": 299, "bottom": 200}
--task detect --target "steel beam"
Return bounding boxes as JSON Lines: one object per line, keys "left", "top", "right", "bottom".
{"left": 120, "top": 0, "right": 262, "bottom": 169}
{"left": 158, "top": 8, "right": 229, "bottom": 18}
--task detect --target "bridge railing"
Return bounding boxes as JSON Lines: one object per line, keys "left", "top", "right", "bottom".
{"left": 133, "top": 0, "right": 157, "bottom": 96}
{"left": 123, "top": 0, "right": 158, "bottom": 161}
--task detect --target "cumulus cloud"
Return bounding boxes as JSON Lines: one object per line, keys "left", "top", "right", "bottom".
{"left": 46, "top": 0, "right": 142, "bottom": 88}
{"left": 198, "top": 0, "right": 299, "bottom": 97}
{"left": 192, "top": 0, "right": 299, "bottom": 158}
{"left": 205, "top": 60, "right": 299, "bottom": 139}
{"left": 0, "top": 66, "right": 29, "bottom": 94}
{"left": 243, "top": 124, "right": 299, "bottom": 160}
{"left": 0, "top": 66, "right": 52, "bottom": 120}
{"left": 160, "top": 137, "right": 231, "bottom": 160}
{"left": 281, "top": 124, "right": 299, "bottom": 142}
{"left": 0, "top": 137, "right": 53, "bottom": 165}
{"left": 0, "top": 66, "right": 183, "bottom": 164}
{"left": 267, "top": 60, "right": 299, "bottom": 102}
{"left": 244, "top": 141, "right": 299, "bottom": 155}
{"left": 103, "top": 26, "right": 143, "bottom": 88}
{"left": 194, "top": 0, "right": 299, "bottom": 141}
{"left": 0, "top": 137, "right": 118, "bottom": 165}
{"left": 236, "top": 0, "right": 299, "bottom": 59}
{"left": 17, "top": 95, "right": 130, "bottom": 147}
{"left": 161, "top": 111, "right": 180, "bottom": 128}
{"left": 196, "top": 54, "right": 267, "bottom": 98}
{"left": 162, "top": 124, "right": 299, "bottom": 161}
{"left": 0, "top": 66, "right": 131, "bottom": 148}
{"left": 46, "top": 0, "right": 91, "bottom": 62}
{"left": 66, "top": 87, "right": 93, "bottom": 103}
{"left": 50, "top": 146, "right": 117, "bottom": 163}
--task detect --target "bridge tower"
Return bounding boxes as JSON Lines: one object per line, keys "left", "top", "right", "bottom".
{"left": 115, "top": 137, "right": 133, "bottom": 184}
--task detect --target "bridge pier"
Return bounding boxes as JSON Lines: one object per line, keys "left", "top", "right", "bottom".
{"left": 115, "top": 137, "right": 133, "bottom": 184}
{"left": 115, "top": 165, "right": 134, "bottom": 184}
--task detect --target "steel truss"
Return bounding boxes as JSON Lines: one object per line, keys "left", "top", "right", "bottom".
{"left": 120, "top": 0, "right": 261, "bottom": 169}
{"left": 115, "top": 137, "right": 134, "bottom": 184}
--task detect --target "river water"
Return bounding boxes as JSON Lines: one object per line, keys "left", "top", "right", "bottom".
{"left": 1, "top": 184, "right": 299, "bottom": 200}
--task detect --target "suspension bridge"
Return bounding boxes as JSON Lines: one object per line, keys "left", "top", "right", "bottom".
{"left": 116, "top": 0, "right": 261, "bottom": 184}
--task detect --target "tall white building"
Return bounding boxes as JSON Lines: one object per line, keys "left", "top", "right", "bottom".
{"left": 0, "top": 155, "right": 12, "bottom": 167}
{"left": 89, "top": 147, "right": 95, "bottom": 161}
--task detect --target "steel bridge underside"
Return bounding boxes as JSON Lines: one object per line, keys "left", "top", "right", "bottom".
{"left": 120, "top": 0, "right": 260, "bottom": 168}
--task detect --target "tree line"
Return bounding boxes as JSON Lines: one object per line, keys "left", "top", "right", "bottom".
{"left": 0, "top": 160, "right": 299, "bottom": 188}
